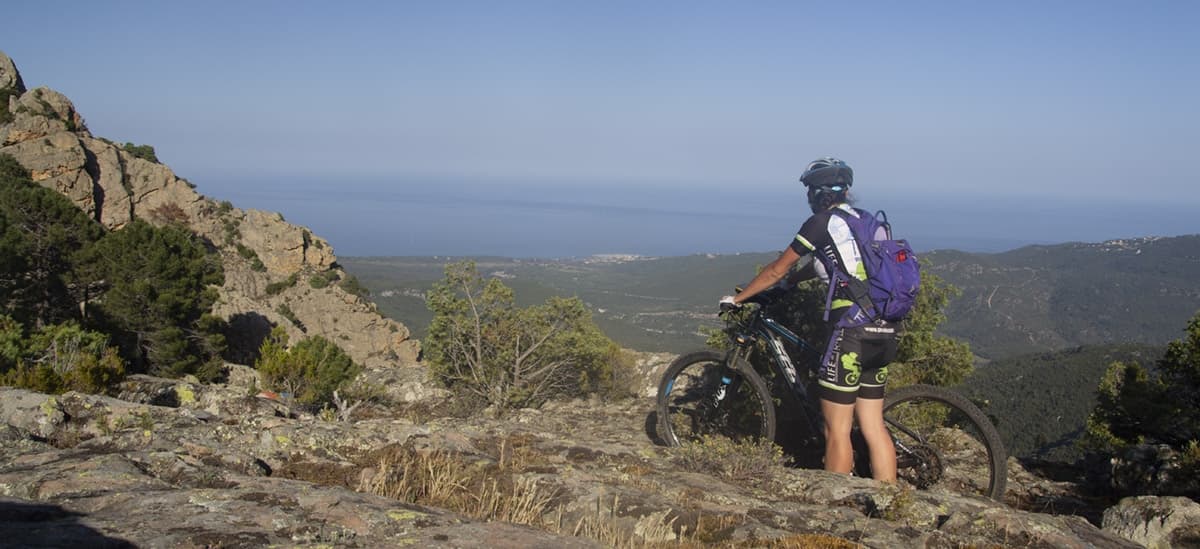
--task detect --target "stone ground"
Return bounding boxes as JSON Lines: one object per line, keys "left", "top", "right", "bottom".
{"left": 0, "top": 377, "right": 1162, "bottom": 548}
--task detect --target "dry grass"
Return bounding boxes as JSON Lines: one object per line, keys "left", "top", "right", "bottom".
{"left": 565, "top": 495, "right": 680, "bottom": 548}
{"left": 357, "top": 441, "right": 857, "bottom": 548}
{"left": 357, "top": 446, "right": 555, "bottom": 528}
{"left": 673, "top": 435, "right": 789, "bottom": 486}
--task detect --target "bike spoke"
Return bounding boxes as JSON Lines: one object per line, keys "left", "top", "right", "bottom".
{"left": 883, "top": 385, "right": 1007, "bottom": 500}
{"left": 658, "top": 351, "right": 774, "bottom": 446}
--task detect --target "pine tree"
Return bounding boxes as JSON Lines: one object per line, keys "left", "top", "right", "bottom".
{"left": 80, "top": 219, "right": 225, "bottom": 379}
{"left": 0, "top": 154, "right": 105, "bottom": 327}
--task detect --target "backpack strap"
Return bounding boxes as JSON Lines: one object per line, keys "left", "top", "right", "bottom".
{"left": 826, "top": 208, "right": 879, "bottom": 321}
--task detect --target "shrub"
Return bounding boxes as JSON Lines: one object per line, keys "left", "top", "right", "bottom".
{"left": 148, "top": 202, "right": 188, "bottom": 225}
{"left": 254, "top": 327, "right": 361, "bottom": 407}
{"left": 275, "top": 303, "right": 304, "bottom": 331}
{"left": 235, "top": 243, "right": 266, "bottom": 272}
{"left": 1084, "top": 311, "right": 1200, "bottom": 455}
{"left": 424, "top": 261, "right": 632, "bottom": 411}
{"left": 309, "top": 269, "right": 339, "bottom": 289}
{"left": 338, "top": 274, "right": 370, "bottom": 298}
{"left": 0, "top": 319, "right": 126, "bottom": 394}
{"left": 221, "top": 218, "right": 241, "bottom": 245}
{"left": 265, "top": 273, "right": 299, "bottom": 296}
{"left": 121, "top": 142, "right": 159, "bottom": 163}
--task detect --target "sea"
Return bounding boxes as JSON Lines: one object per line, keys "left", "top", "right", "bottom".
{"left": 198, "top": 177, "right": 1198, "bottom": 259}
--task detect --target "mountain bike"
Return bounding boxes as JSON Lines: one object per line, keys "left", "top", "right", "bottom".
{"left": 655, "top": 288, "right": 1007, "bottom": 500}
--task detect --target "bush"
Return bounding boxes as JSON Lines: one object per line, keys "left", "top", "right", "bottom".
{"left": 309, "top": 269, "right": 339, "bottom": 289}
{"left": 235, "top": 244, "right": 265, "bottom": 272}
{"left": 338, "top": 274, "right": 370, "bottom": 298}
{"left": 148, "top": 202, "right": 188, "bottom": 225}
{"left": 254, "top": 327, "right": 361, "bottom": 407}
{"left": 265, "top": 273, "right": 299, "bottom": 296}
{"left": 0, "top": 319, "right": 126, "bottom": 394}
{"left": 275, "top": 303, "right": 304, "bottom": 331}
{"left": 121, "top": 142, "right": 159, "bottom": 163}
{"left": 424, "top": 261, "right": 631, "bottom": 411}
{"left": 1084, "top": 311, "right": 1200, "bottom": 455}
{"left": 221, "top": 218, "right": 241, "bottom": 245}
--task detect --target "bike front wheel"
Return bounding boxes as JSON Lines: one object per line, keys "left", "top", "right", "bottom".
{"left": 656, "top": 350, "right": 776, "bottom": 447}
{"left": 883, "top": 384, "right": 1008, "bottom": 500}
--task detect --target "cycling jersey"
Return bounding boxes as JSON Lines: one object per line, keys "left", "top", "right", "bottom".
{"left": 788, "top": 203, "right": 898, "bottom": 402}
{"left": 788, "top": 204, "right": 867, "bottom": 313}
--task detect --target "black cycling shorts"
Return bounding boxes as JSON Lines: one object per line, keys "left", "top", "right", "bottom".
{"left": 817, "top": 321, "right": 899, "bottom": 405}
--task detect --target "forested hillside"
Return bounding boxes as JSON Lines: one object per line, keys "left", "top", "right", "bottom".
{"left": 927, "top": 236, "right": 1200, "bottom": 360}
{"left": 345, "top": 235, "right": 1200, "bottom": 359}
{"left": 961, "top": 343, "right": 1163, "bottom": 461}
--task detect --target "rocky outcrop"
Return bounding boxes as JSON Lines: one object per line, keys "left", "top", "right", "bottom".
{"left": 0, "top": 51, "right": 421, "bottom": 379}
{"left": 1087, "top": 443, "right": 1200, "bottom": 498}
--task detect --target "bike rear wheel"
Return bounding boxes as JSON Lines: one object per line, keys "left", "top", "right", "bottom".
{"left": 883, "top": 384, "right": 1008, "bottom": 500}
{"left": 656, "top": 350, "right": 776, "bottom": 447}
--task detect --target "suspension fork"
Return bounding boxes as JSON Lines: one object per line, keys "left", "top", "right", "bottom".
{"left": 714, "top": 347, "right": 753, "bottom": 402}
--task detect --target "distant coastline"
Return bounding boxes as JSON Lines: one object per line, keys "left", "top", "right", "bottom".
{"left": 199, "top": 176, "right": 1198, "bottom": 258}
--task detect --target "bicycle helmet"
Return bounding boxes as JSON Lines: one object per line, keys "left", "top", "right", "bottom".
{"left": 800, "top": 157, "right": 852, "bottom": 213}
{"left": 799, "top": 157, "right": 853, "bottom": 189}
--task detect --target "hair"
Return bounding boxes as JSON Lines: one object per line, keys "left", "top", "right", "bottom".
{"left": 807, "top": 187, "right": 851, "bottom": 213}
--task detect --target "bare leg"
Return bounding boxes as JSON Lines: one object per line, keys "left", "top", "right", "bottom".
{"left": 821, "top": 399, "right": 856, "bottom": 474}
{"left": 854, "top": 397, "right": 896, "bottom": 482}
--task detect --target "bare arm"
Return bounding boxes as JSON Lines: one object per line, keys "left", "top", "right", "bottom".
{"left": 732, "top": 247, "right": 805, "bottom": 304}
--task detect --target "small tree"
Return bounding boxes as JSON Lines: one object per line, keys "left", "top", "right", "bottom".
{"left": 255, "top": 326, "right": 362, "bottom": 407}
{"left": 425, "top": 261, "right": 629, "bottom": 411}
{"left": 1084, "top": 311, "right": 1200, "bottom": 451}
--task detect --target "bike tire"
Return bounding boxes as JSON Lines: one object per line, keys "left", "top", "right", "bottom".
{"left": 656, "top": 350, "right": 776, "bottom": 447}
{"left": 883, "top": 384, "right": 1008, "bottom": 500}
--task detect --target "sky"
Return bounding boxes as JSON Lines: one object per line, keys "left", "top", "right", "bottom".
{"left": 3, "top": 1, "right": 1199, "bottom": 255}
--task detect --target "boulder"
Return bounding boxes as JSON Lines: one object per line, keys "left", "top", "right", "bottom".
{"left": 1102, "top": 496, "right": 1200, "bottom": 548}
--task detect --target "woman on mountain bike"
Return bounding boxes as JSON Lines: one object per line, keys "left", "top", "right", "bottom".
{"left": 720, "top": 157, "right": 898, "bottom": 482}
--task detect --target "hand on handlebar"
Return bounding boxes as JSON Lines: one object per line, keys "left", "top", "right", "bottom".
{"left": 719, "top": 295, "right": 740, "bottom": 313}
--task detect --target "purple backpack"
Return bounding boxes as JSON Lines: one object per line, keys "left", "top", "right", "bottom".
{"left": 827, "top": 208, "right": 921, "bottom": 325}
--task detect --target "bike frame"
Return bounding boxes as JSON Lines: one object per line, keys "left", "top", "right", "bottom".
{"left": 727, "top": 307, "right": 825, "bottom": 438}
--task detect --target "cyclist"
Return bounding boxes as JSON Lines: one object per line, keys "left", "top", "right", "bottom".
{"left": 720, "top": 157, "right": 898, "bottom": 482}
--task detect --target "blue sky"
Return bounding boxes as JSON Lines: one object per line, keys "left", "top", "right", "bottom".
{"left": 4, "top": 2, "right": 1199, "bottom": 255}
